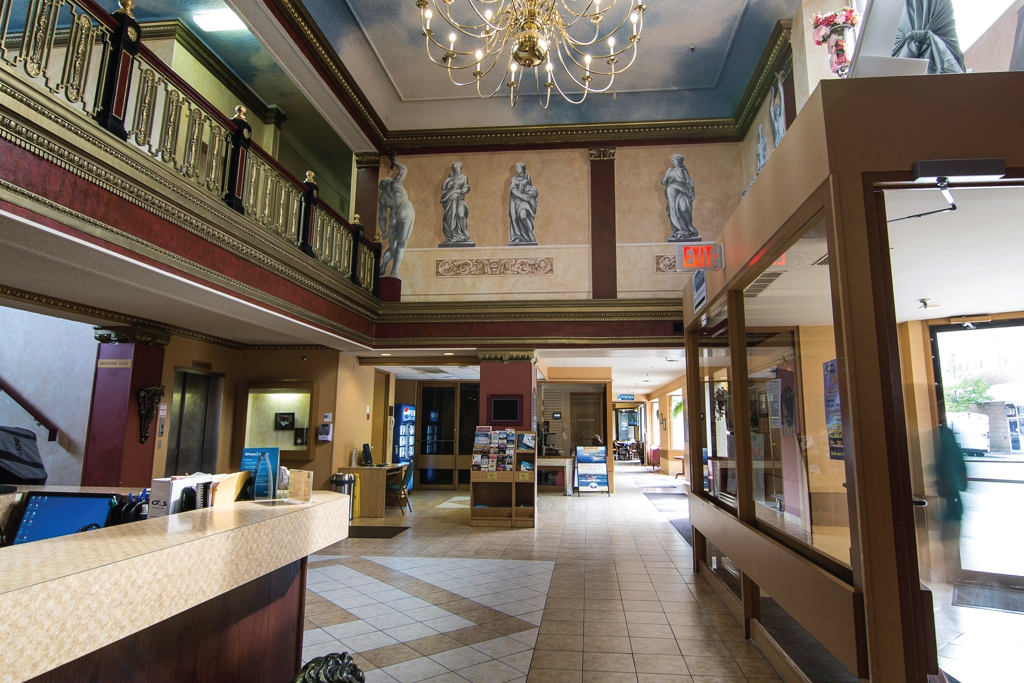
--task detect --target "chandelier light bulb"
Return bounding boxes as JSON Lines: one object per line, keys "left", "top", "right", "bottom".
{"left": 424, "top": 8, "right": 432, "bottom": 30}
{"left": 475, "top": 49, "right": 483, "bottom": 60}
{"left": 584, "top": 54, "right": 592, "bottom": 65}
{"left": 484, "top": 9, "right": 492, "bottom": 21}
{"left": 608, "top": 36, "right": 615, "bottom": 49}
{"left": 449, "top": 32, "right": 456, "bottom": 44}
{"left": 510, "top": 62, "right": 518, "bottom": 73}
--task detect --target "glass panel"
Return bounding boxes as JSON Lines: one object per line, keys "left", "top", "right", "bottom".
{"left": 707, "top": 542, "right": 742, "bottom": 600}
{"left": 743, "top": 219, "right": 851, "bottom": 567}
{"left": 458, "top": 383, "right": 480, "bottom": 454}
{"left": 696, "top": 303, "right": 735, "bottom": 509}
{"left": 420, "top": 386, "right": 456, "bottom": 455}
{"left": 244, "top": 388, "right": 311, "bottom": 452}
{"left": 670, "top": 393, "right": 686, "bottom": 451}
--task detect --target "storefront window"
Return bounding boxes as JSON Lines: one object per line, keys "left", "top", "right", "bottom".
{"left": 696, "top": 303, "right": 735, "bottom": 511}
{"left": 743, "top": 220, "right": 851, "bottom": 566}
{"left": 670, "top": 393, "right": 686, "bottom": 450}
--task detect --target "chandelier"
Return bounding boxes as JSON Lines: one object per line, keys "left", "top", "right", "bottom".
{"left": 416, "top": 0, "right": 646, "bottom": 108}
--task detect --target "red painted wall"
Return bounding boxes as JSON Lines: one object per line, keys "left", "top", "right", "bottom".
{"left": 81, "top": 342, "right": 165, "bottom": 487}
{"left": 478, "top": 361, "right": 537, "bottom": 431}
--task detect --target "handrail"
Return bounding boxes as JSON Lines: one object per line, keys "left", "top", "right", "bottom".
{"left": 0, "top": 376, "right": 59, "bottom": 441}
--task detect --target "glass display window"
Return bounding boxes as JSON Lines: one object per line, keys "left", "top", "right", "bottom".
{"left": 695, "top": 302, "right": 735, "bottom": 512}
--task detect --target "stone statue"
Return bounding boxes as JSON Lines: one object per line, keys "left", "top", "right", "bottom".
{"left": 439, "top": 162, "right": 474, "bottom": 247}
{"left": 663, "top": 155, "right": 700, "bottom": 242}
{"left": 378, "top": 154, "right": 415, "bottom": 279}
{"left": 508, "top": 162, "right": 538, "bottom": 246}
{"left": 770, "top": 77, "right": 786, "bottom": 147}
{"left": 291, "top": 652, "right": 365, "bottom": 683}
{"left": 756, "top": 125, "right": 767, "bottom": 173}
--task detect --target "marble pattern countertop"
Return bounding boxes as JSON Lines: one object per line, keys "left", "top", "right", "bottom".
{"left": 0, "top": 489, "right": 349, "bottom": 683}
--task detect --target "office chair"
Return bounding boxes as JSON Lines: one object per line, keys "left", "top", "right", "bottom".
{"left": 385, "top": 460, "right": 414, "bottom": 515}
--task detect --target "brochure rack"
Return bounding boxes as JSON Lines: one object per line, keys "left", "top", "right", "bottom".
{"left": 469, "top": 428, "right": 537, "bottom": 528}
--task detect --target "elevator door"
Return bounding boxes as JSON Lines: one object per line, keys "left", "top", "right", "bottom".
{"left": 165, "top": 370, "right": 223, "bottom": 476}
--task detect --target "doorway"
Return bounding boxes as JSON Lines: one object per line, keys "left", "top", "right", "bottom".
{"left": 164, "top": 369, "right": 224, "bottom": 476}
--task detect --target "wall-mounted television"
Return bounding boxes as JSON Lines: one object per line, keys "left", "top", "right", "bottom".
{"left": 488, "top": 395, "right": 522, "bottom": 425}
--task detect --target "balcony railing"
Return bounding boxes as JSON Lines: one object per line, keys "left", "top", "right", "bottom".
{"left": 0, "top": 0, "right": 379, "bottom": 296}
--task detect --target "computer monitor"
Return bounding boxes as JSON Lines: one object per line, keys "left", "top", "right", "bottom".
{"left": 12, "top": 491, "right": 117, "bottom": 545}
{"left": 362, "top": 443, "right": 373, "bottom": 466}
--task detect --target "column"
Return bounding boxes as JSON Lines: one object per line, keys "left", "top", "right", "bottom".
{"left": 478, "top": 350, "right": 538, "bottom": 431}
{"left": 589, "top": 147, "right": 617, "bottom": 299}
{"left": 354, "top": 152, "right": 382, "bottom": 240}
{"left": 81, "top": 326, "right": 169, "bottom": 487}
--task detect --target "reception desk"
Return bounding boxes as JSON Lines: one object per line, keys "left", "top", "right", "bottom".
{"left": 0, "top": 488, "right": 349, "bottom": 683}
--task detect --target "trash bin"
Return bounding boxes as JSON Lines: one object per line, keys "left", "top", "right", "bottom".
{"left": 330, "top": 473, "right": 356, "bottom": 521}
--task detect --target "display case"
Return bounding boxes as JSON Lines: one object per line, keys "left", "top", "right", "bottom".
{"left": 243, "top": 382, "right": 316, "bottom": 461}
{"left": 469, "top": 430, "right": 537, "bottom": 528}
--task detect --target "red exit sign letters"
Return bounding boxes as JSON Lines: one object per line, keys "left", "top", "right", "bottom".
{"left": 675, "top": 242, "right": 725, "bottom": 272}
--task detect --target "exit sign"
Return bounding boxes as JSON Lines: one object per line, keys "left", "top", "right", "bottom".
{"left": 675, "top": 242, "right": 725, "bottom": 272}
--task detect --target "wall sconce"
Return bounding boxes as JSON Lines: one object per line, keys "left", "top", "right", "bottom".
{"left": 655, "top": 409, "right": 666, "bottom": 430}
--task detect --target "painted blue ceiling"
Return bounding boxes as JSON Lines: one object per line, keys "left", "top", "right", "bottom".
{"left": 131, "top": 0, "right": 353, "bottom": 194}
{"left": 300, "top": 0, "right": 800, "bottom": 129}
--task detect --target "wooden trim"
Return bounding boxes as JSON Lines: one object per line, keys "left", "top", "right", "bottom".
{"left": 690, "top": 493, "right": 863, "bottom": 675}
{"left": 749, "top": 619, "right": 815, "bottom": 683}
{"left": 727, "top": 290, "right": 754, "bottom": 524}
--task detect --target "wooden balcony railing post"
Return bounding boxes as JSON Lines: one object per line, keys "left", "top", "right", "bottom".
{"left": 95, "top": 0, "right": 141, "bottom": 141}
{"left": 350, "top": 214, "right": 364, "bottom": 287}
{"left": 300, "top": 171, "right": 318, "bottom": 257}
{"left": 224, "top": 105, "right": 252, "bottom": 214}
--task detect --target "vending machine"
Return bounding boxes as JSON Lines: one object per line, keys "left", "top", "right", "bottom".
{"left": 392, "top": 404, "right": 416, "bottom": 467}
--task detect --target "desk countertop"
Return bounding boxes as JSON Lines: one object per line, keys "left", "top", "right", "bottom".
{"left": 0, "top": 489, "right": 348, "bottom": 682}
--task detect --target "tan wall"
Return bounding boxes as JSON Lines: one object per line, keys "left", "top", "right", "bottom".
{"left": 797, "top": 326, "right": 844, "bottom": 496}
{"left": 332, "top": 354, "right": 377, "bottom": 473}
{"left": 152, "top": 336, "right": 241, "bottom": 480}
{"left": 648, "top": 373, "right": 688, "bottom": 475}
{"left": 965, "top": 0, "right": 1024, "bottom": 73}
{"left": 614, "top": 144, "right": 744, "bottom": 299}
{"left": 0, "top": 307, "right": 97, "bottom": 485}
{"left": 790, "top": 0, "right": 841, "bottom": 113}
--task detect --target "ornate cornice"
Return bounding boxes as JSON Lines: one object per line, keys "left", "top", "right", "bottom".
{"left": 378, "top": 335, "right": 684, "bottom": 348}
{"left": 139, "top": 21, "right": 270, "bottom": 122}
{"left": 435, "top": 258, "right": 553, "bottom": 277}
{"left": 354, "top": 152, "right": 381, "bottom": 168}
{"left": 478, "top": 349, "right": 538, "bottom": 364}
{"left": 94, "top": 324, "right": 171, "bottom": 347}
{"left": 378, "top": 298, "right": 684, "bottom": 325}
{"left": 270, "top": 0, "right": 792, "bottom": 150}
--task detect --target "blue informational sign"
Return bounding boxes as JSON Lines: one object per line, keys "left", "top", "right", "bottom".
{"left": 241, "top": 448, "right": 280, "bottom": 499}
{"left": 823, "top": 360, "right": 844, "bottom": 460}
{"left": 616, "top": 394, "right": 635, "bottom": 401}
{"left": 576, "top": 446, "right": 609, "bottom": 493}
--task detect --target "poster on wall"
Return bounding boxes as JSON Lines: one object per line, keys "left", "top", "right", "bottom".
{"left": 576, "top": 446, "right": 609, "bottom": 493}
{"left": 823, "top": 359, "right": 844, "bottom": 460}
{"left": 241, "top": 447, "right": 280, "bottom": 500}
{"left": 766, "top": 379, "right": 781, "bottom": 429}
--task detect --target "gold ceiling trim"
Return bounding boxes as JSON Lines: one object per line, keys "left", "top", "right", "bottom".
{"left": 272, "top": 0, "right": 791, "bottom": 150}
{"left": 374, "top": 335, "right": 684, "bottom": 348}
{"left": 140, "top": 21, "right": 270, "bottom": 122}
{"left": 379, "top": 298, "right": 683, "bottom": 324}
{"left": 478, "top": 349, "right": 538, "bottom": 364}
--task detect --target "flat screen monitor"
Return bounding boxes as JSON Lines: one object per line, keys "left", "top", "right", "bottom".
{"left": 362, "top": 443, "right": 373, "bottom": 466}
{"left": 490, "top": 395, "right": 521, "bottom": 424}
{"left": 12, "top": 491, "right": 117, "bottom": 545}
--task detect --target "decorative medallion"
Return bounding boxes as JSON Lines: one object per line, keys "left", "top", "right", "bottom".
{"left": 127, "top": 26, "right": 138, "bottom": 42}
{"left": 655, "top": 255, "right": 677, "bottom": 273}
{"left": 243, "top": 128, "right": 250, "bottom": 139}
{"left": 435, "top": 258, "right": 554, "bottom": 277}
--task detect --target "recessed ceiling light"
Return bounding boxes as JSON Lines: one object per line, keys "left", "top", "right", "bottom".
{"left": 193, "top": 9, "right": 246, "bottom": 32}
{"left": 380, "top": 353, "right": 392, "bottom": 356}
{"left": 443, "top": 352, "right": 455, "bottom": 356}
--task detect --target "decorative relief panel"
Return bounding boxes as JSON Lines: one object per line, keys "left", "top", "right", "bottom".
{"left": 435, "top": 258, "right": 554, "bottom": 277}
{"left": 655, "top": 255, "right": 677, "bottom": 273}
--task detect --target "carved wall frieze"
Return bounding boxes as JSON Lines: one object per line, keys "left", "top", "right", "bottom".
{"left": 478, "top": 349, "right": 538, "bottom": 364}
{"left": 589, "top": 147, "right": 616, "bottom": 161}
{"left": 354, "top": 152, "right": 381, "bottom": 168}
{"left": 0, "top": 76, "right": 380, "bottom": 322}
{"left": 435, "top": 258, "right": 554, "bottom": 277}
{"left": 0, "top": 180, "right": 375, "bottom": 347}
{"left": 655, "top": 255, "right": 678, "bottom": 273}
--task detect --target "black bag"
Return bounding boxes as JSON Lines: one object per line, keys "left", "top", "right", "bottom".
{"left": 0, "top": 426, "right": 48, "bottom": 485}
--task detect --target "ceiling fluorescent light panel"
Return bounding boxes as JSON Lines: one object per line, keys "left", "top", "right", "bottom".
{"left": 193, "top": 9, "right": 246, "bottom": 32}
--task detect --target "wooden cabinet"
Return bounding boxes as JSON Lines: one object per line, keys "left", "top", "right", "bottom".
{"left": 469, "top": 436, "right": 537, "bottom": 528}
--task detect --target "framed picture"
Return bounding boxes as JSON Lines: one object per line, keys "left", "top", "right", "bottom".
{"left": 275, "top": 412, "right": 295, "bottom": 430}
{"left": 293, "top": 428, "right": 308, "bottom": 446}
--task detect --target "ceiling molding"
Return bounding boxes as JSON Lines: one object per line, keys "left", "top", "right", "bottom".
{"left": 357, "top": 356, "right": 479, "bottom": 366}
{"left": 374, "top": 336, "right": 684, "bottom": 348}
{"left": 378, "top": 298, "right": 684, "bottom": 324}
{"left": 267, "top": 1, "right": 792, "bottom": 151}
{"left": 140, "top": 20, "right": 271, "bottom": 122}
{"left": 0, "top": 284, "right": 329, "bottom": 351}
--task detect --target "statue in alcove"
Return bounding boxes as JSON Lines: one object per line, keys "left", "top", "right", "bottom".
{"left": 508, "top": 162, "right": 539, "bottom": 246}
{"left": 439, "top": 162, "right": 474, "bottom": 247}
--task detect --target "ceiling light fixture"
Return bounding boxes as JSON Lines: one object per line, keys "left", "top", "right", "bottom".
{"left": 918, "top": 298, "right": 943, "bottom": 310}
{"left": 380, "top": 353, "right": 393, "bottom": 356}
{"left": 417, "top": 0, "right": 646, "bottom": 108}
{"left": 443, "top": 352, "right": 455, "bottom": 356}
{"left": 192, "top": 9, "right": 246, "bottom": 32}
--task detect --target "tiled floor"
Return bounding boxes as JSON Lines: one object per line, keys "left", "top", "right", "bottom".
{"left": 303, "top": 465, "right": 782, "bottom": 683}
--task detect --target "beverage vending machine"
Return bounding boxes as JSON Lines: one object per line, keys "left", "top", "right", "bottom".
{"left": 392, "top": 404, "right": 416, "bottom": 489}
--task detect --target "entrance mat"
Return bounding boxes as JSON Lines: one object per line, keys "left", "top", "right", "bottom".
{"left": 347, "top": 526, "right": 410, "bottom": 539}
{"left": 670, "top": 518, "right": 693, "bottom": 547}
{"left": 642, "top": 487, "right": 685, "bottom": 494}
{"left": 643, "top": 492, "right": 692, "bottom": 547}
{"left": 953, "top": 584, "right": 1024, "bottom": 614}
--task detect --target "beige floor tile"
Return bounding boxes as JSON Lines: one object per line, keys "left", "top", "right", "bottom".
{"left": 527, "top": 670, "right": 581, "bottom": 683}
{"left": 622, "top": 600, "right": 665, "bottom": 613}
{"left": 583, "top": 673, "right": 637, "bottom": 683}
{"left": 670, "top": 625, "right": 720, "bottom": 641}
{"left": 361, "top": 643, "right": 423, "bottom": 668}
{"left": 675, "top": 640, "right": 732, "bottom": 657}
{"left": 584, "top": 635, "right": 632, "bottom": 653}
{"left": 407, "top": 634, "right": 464, "bottom": 657}
{"left": 633, "top": 653, "right": 688, "bottom": 675}
{"left": 582, "top": 652, "right": 637, "bottom": 673}
{"left": 628, "top": 623, "right": 675, "bottom": 639}
{"left": 531, "top": 650, "right": 583, "bottom": 670}
{"left": 583, "top": 621, "right": 630, "bottom": 637}
{"left": 681, "top": 656, "right": 744, "bottom": 678}
{"left": 722, "top": 639, "right": 762, "bottom": 658}
{"left": 626, "top": 612, "right": 670, "bottom": 625}
{"left": 428, "top": 644, "right": 492, "bottom": 671}
{"left": 535, "top": 635, "right": 584, "bottom": 651}
{"left": 456, "top": 659, "right": 523, "bottom": 683}
{"left": 539, "top": 621, "right": 584, "bottom": 636}
{"left": 629, "top": 637, "right": 680, "bottom": 655}
{"left": 734, "top": 656, "right": 781, "bottom": 679}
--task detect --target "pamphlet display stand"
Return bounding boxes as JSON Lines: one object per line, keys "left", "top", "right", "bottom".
{"left": 469, "top": 428, "right": 537, "bottom": 528}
